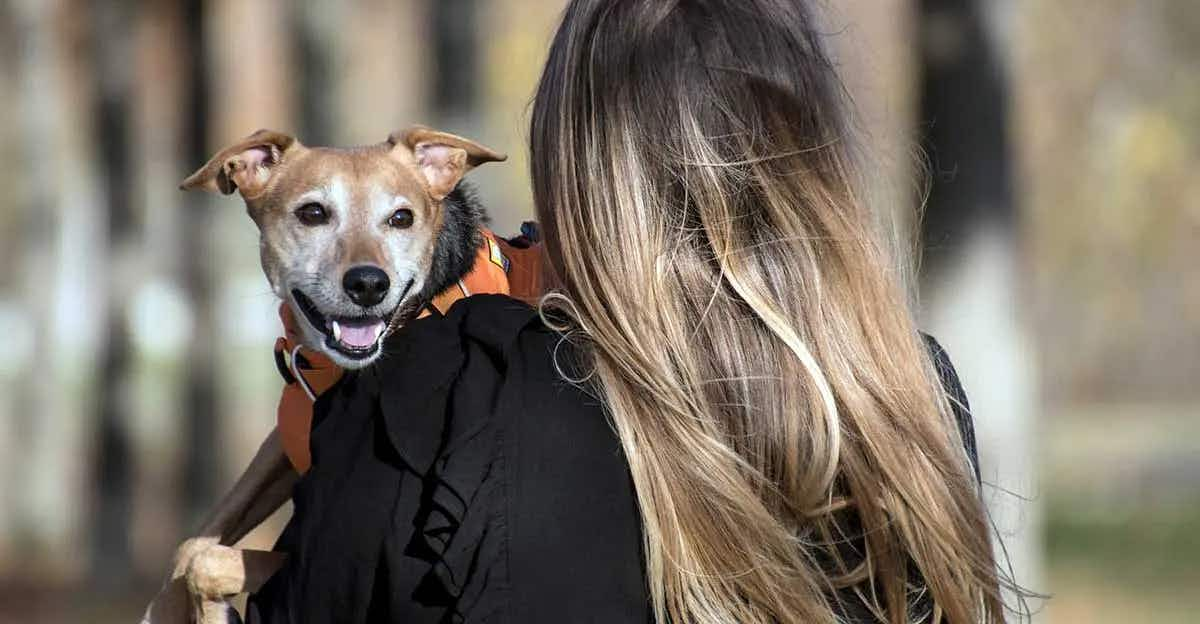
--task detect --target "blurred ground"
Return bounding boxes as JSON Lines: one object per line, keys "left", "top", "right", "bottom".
{"left": 1042, "top": 403, "right": 1200, "bottom": 623}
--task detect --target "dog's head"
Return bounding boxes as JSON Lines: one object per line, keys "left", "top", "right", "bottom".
{"left": 181, "top": 126, "right": 505, "bottom": 368}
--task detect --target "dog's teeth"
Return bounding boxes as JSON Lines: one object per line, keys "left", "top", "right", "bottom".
{"left": 331, "top": 320, "right": 342, "bottom": 342}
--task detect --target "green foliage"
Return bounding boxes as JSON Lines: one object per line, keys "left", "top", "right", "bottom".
{"left": 1046, "top": 500, "right": 1200, "bottom": 583}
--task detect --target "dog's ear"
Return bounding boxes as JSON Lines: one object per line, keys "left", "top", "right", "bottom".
{"left": 388, "top": 126, "right": 506, "bottom": 200}
{"left": 180, "top": 130, "right": 300, "bottom": 197}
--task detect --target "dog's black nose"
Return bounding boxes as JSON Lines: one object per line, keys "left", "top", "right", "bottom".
{"left": 343, "top": 265, "right": 390, "bottom": 307}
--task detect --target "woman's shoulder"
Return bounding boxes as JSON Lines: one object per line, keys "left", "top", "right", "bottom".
{"left": 382, "top": 292, "right": 627, "bottom": 482}
{"left": 376, "top": 293, "right": 607, "bottom": 442}
{"left": 437, "top": 293, "right": 597, "bottom": 407}
{"left": 442, "top": 295, "right": 621, "bottom": 465}
{"left": 426, "top": 294, "right": 649, "bottom": 618}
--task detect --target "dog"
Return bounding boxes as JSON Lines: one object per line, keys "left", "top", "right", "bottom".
{"left": 140, "top": 126, "right": 509, "bottom": 624}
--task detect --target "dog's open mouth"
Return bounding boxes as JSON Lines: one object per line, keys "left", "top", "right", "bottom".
{"left": 291, "top": 282, "right": 411, "bottom": 360}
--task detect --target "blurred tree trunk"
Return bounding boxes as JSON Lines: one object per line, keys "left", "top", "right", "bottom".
{"left": 0, "top": 1, "right": 23, "bottom": 572}
{"left": 340, "top": 0, "right": 429, "bottom": 142}
{"left": 89, "top": 0, "right": 138, "bottom": 586}
{"left": 916, "top": 0, "right": 1040, "bottom": 613}
{"left": 6, "top": 0, "right": 62, "bottom": 574}
{"left": 918, "top": 0, "right": 1015, "bottom": 266}
{"left": 431, "top": 0, "right": 480, "bottom": 130}
{"left": 127, "top": 0, "right": 192, "bottom": 578}
{"left": 293, "top": 2, "right": 344, "bottom": 144}
{"left": 180, "top": 0, "right": 219, "bottom": 531}
{"left": 7, "top": 0, "right": 107, "bottom": 581}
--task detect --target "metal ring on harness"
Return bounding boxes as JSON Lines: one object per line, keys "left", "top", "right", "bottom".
{"left": 289, "top": 344, "right": 318, "bottom": 402}
{"left": 273, "top": 342, "right": 298, "bottom": 386}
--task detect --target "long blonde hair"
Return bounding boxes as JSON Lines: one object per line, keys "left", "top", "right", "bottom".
{"left": 530, "top": 1, "right": 1006, "bottom": 622}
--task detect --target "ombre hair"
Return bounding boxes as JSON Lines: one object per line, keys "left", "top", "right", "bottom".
{"left": 531, "top": 1, "right": 1008, "bottom": 622}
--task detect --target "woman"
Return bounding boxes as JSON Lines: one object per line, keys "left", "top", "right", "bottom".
{"left": 250, "top": 0, "right": 1007, "bottom": 622}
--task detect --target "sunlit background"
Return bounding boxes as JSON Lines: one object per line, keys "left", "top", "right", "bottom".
{"left": 0, "top": 1, "right": 1196, "bottom": 622}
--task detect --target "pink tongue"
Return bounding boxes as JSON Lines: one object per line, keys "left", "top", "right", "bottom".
{"left": 337, "top": 319, "right": 384, "bottom": 348}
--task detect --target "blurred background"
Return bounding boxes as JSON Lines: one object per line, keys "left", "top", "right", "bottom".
{"left": 0, "top": 1, "right": 1196, "bottom": 622}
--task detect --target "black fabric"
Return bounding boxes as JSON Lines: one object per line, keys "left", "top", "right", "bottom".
{"left": 248, "top": 295, "right": 648, "bottom": 623}
{"left": 247, "top": 294, "right": 978, "bottom": 623}
{"left": 924, "top": 333, "right": 980, "bottom": 483}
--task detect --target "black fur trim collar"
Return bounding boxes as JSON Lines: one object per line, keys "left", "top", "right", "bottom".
{"left": 418, "top": 183, "right": 487, "bottom": 304}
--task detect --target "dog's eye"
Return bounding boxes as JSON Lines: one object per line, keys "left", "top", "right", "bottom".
{"left": 388, "top": 208, "right": 415, "bottom": 229}
{"left": 294, "top": 202, "right": 329, "bottom": 226}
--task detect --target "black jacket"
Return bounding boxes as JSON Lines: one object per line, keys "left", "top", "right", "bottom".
{"left": 248, "top": 294, "right": 976, "bottom": 623}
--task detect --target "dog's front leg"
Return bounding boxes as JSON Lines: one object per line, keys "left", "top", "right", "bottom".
{"left": 187, "top": 546, "right": 287, "bottom": 624}
{"left": 142, "top": 428, "right": 296, "bottom": 623}
{"left": 195, "top": 428, "right": 298, "bottom": 544}
{"left": 141, "top": 535, "right": 220, "bottom": 624}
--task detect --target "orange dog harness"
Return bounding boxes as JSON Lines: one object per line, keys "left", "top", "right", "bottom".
{"left": 275, "top": 228, "right": 542, "bottom": 473}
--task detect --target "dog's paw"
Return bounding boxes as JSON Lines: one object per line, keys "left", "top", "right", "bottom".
{"left": 173, "top": 536, "right": 222, "bottom": 580}
{"left": 186, "top": 544, "right": 247, "bottom": 599}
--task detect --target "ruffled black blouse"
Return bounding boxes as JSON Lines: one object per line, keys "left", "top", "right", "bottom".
{"left": 246, "top": 294, "right": 976, "bottom": 623}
